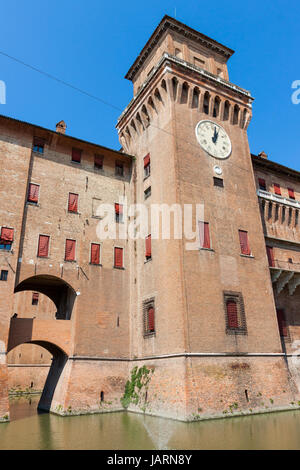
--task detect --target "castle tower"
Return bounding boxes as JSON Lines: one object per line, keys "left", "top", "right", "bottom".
{"left": 117, "top": 16, "right": 296, "bottom": 420}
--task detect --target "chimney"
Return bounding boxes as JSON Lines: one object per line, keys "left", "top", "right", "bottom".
{"left": 56, "top": 120, "right": 67, "bottom": 134}
{"left": 258, "top": 151, "right": 268, "bottom": 159}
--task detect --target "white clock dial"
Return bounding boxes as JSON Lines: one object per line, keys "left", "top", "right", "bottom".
{"left": 195, "top": 120, "right": 232, "bottom": 159}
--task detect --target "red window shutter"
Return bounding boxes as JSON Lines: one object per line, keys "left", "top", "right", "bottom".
{"left": 38, "top": 235, "right": 49, "bottom": 257}
{"left": 28, "top": 183, "right": 39, "bottom": 203}
{"left": 258, "top": 178, "right": 266, "bottom": 190}
{"left": 227, "top": 301, "right": 239, "bottom": 329}
{"left": 1, "top": 227, "right": 14, "bottom": 243}
{"left": 144, "top": 154, "right": 150, "bottom": 168}
{"left": 288, "top": 188, "right": 295, "bottom": 199}
{"left": 65, "top": 239, "right": 76, "bottom": 261}
{"left": 146, "top": 235, "right": 152, "bottom": 258}
{"left": 91, "top": 243, "right": 100, "bottom": 265}
{"left": 72, "top": 148, "right": 82, "bottom": 163}
{"left": 68, "top": 193, "right": 78, "bottom": 212}
{"left": 199, "top": 222, "right": 210, "bottom": 249}
{"left": 114, "top": 247, "right": 123, "bottom": 268}
{"left": 274, "top": 183, "right": 281, "bottom": 195}
{"left": 115, "top": 204, "right": 123, "bottom": 215}
{"left": 276, "top": 309, "right": 288, "bottom": 337}
{"left": 148, "top": 307, "right": 155, "bottom": 332}
{"left": 266, "top": 246, "right": 275, "bottom": 267}
{"left": 239, "top": 230, "right": 251, "bottom": 255}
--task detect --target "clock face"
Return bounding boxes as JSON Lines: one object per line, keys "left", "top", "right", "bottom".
{"left": 195, "top": 120, "right": 232, "bottom": 159}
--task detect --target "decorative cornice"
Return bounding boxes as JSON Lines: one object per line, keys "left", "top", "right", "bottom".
{"left": 117, "top": 53, "right": 253, "bottom": 127}
{"left": 125, "top": 15, "right": 234, "bottom": 81}
{"left": 252, "top": 154, "right": 300, "bottom": 180}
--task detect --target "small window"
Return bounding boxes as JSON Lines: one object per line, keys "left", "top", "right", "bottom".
{"left": 94, "top": 154, "right": 104, "bottom": 170}
{"left": 0, "top": 227, "right": 14, "bottom": 251}
{"left": 224, "top": 292, "right": 247, "bottom": 335}
{"left": 143, "top": 299, "right": 155, "bottom": 336}
{"left": 91, "top": 243, "right": 100, "bottom": 265}
{"left": 65, "top": 239, "right": 76, "bottom": 262}
{"left": 114, "top": 247, "right": 124, "bottom": 269}
{"left": 144, "top": 154, "right": 151, "bottom": 178}
{"left": 38, "top": 235, "right": 50, "bottom": 258}
{"left": 115, "top": 161, "right": 124, "bottom": 177}
{"left": 72, "top": 148, "right": 82, "bottom": 163}
{"left": 199, "top": 222, "right": 210, "bottom": 249}
{"left": 214, "top": 177, "right": 224, "bottom": 188}
{"left": 33, "top": 138, "right": 44, "bottom": 154}
{"left": 0, "top": 270, "right": 8, "bottom": 281}
{"left": 194, "top": 57, "right": 205, "bottom": 68}
{"left": 144, "top": 187, "right": 151, "bottom": 200}
{"left": 68, "top": 193, "right": 78, "bottom": 213}
{"left": 27, "top": 183, "right": 39, "bottom": 204}
{"left": 32, "top": 293, "right": 39, "bottom": 306}
{"left": 239, "top": 230, "right": 251, "bottom": 256}
{"left": 288, "top": 188, "right": 295, "bottom": 200}
{"left": 274, "top": 183, "right": 281, "bottom": 196}
{"left": 115, "top": 204, "right": 124, "bottom": 223}
{"left": 258, "top": 178, "right": 266, "bottom": 191}
{"left": 145, "top": 235, "right": 152, "bottom": 260}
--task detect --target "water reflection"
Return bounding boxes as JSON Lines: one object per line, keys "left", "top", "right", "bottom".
{"left": 1, "top": 397, "right": 300, "bottom": 450}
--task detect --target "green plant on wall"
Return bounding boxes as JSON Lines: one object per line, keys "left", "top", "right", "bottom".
{"left": 121, "top": 366, "right": 154, "bottom": 411}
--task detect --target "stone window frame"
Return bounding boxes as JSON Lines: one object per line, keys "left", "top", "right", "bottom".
{"left": 223, "top": 291, "right": 247, "bottom": 336}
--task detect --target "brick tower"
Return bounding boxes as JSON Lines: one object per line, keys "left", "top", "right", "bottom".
{"left": 117, "top": 16, "right": 296, "bottom": 419}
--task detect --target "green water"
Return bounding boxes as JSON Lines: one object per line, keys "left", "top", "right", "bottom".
{"left": 1, "top": 396, "right": 300, "bottom": 449}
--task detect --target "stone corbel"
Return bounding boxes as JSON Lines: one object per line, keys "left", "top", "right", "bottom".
{"left": 289, "top": 273, "right": 300, "bottom": 296}
{"left": 277, "top": 271, "right": 294, "bottom": 294}
{"left": 271, "top": 269, "right": 282, "bottom": 283}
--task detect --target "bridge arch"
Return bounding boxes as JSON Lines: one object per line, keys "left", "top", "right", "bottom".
{"left": 14, "top": 275, "right": 77, "bottom": 320}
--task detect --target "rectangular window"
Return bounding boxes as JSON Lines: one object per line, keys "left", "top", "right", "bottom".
{"left": 114, "top": 247, "right": 124, "bottom": 268}
{"left": 214, "top": 177, "right": 224, "bottom": 188}
{"left": 91, "top": 243, "right": 100, "bottom": 265}
{"left": 0, "top": 270, "right": 8, "bottom": 281}
{"left": 33, "top": 138, "right": 44, "bottom": 154}
{"left": 258, "top": 178, "right": 266, "bottom": 191}
{"left": 288, "top": 188, "right": 295, "bottom": 200}
{"left": 199, "top": 222, "right": 210, "bottom": 249}
{"left": 239, "top": 230, "right": 251, "bottom": 256}
{"left": 143, "top": 299, "right": 155, "bottom": 336}
{"left": 224, "top": 291, "right": 247, "bottom": 335}
{"left": 94, "top": 154, "right": 104, "bottom": 170}
{"left": 65, "top": 239, "right": 76, "bottom": 262}
{"left": 145, "top": 235, "right": 152, "bottom": 260}
{"left": 115, "top": 161, "right": 124, "bottom": 177}
{"left": 266, "top": 246, "right": 275, "bottom": 267}
{"left": 0, "top": 227, "right": 14, "bottom": 251}
{"left": 27, "top": 183, "right": 39, "bottom": 204}
{"left": 144, "top": 187, "right": 151, "bottom": 200}
{"left": 68, "top": 193, "right": 78, "bottom": 213}
{"left": 32, "top": 293, "right": 39, "bottom": 306}
{"left": 38, "top": 235, "right": 50, "bottom": 258}
{"left": 144, "top": 154, "right": 151, "bottom": 178}
{"left": 276, "top": 309, "right": 288, "bottom": 338}
{"left": 115, "top": 204, "right": 124, "bottom": 223}
{"left": 274, "top": 183, "right": 281, "bottom": 195}
{"left": 72, "top": 148, "right": 82, "bottom": 163}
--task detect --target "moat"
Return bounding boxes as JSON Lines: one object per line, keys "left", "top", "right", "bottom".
{"left": 1, "top": 396, "right": 300, "bottom": 450}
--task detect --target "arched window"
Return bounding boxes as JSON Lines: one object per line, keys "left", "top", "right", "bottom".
{"left": 241, "top": 109, "right": 248, "bottom": 128}
{"left": 233, "top": 105, "right": 240, "bottom": 125}
{"left": 203, "top": 91, "right": 210, "bottom": 115}
{"left": 172, "top": 77, "right": 178, "bottom": 101}
{"left": 192, "top": 88, "right": 200, "bottom": 109}
{"left": 224, "top": 292, "right": 247, "bottom": 335}
{"left": 223, "top": 101, "right": 230, "bottom": 121}
{"left": 180, "top": 82, "right": 189, "bottom": 104}
{"left": 213, "top": 96, "right": 221, "bottom": 118}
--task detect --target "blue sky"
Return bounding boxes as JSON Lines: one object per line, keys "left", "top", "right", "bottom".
{"left": 0, "top": 0, "right": 299, "bottom": 169}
